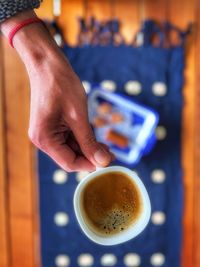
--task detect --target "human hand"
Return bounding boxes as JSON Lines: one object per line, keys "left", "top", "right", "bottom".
{"left": 1, "top": 11, "right": 113, "bottom": 172}
{"left": 27, "top": 58, "right": 113, "bottom": 172}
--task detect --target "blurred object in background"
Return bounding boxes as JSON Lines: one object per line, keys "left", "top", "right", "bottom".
{"left": 44, "top": 20, "right": 65, "bottom": 47}
{"left": 77, "top": 16, "right": 125, "bottom": 46}
{"left": 88, "top": 89, "right": 158, "bottom": 165}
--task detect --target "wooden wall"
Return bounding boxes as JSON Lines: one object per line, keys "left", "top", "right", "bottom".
{"left": 0, "top": 37, "right": 9, "bottom": 267}
{"left": 0, "top": 0, "right": 199, "bottom": 267}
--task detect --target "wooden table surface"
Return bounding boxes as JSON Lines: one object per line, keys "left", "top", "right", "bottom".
{"left": 0, "top": 0, "right": 199, "bottom": 267}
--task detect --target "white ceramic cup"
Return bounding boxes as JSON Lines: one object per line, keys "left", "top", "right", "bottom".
{"left": 73, "top": 166, "right": 151, "bottom": 246}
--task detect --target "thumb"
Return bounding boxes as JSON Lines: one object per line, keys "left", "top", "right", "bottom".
{"left": 70, "top": 119, "right": 112, "bottom": 167}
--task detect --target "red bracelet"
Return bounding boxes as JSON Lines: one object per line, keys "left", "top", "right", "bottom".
{"left": 8, "top": 18, "right": 43, "bottom": 48}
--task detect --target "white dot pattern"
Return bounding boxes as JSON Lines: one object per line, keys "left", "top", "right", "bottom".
{"left": 124, "top": 253, "right": 141, "bottom": 267}
{"left": 151, "top": 170, "right": 166, "bottom": 183}
{"left": 78, "top": 254, "right": 94, "bottom": 267}
{"left": 151, "top": 212, "right": 166, "bottom": 225}
{"left": 53, "top": 169, "right": 68, "bottom": 184}
{"left": 101, "top": 80, "right": 116, "bottom": 92}
{"left": 156, "top": 126, "right": 167, "bottom": 140}
{"left": 152, "top": 82, "right": 167, "bottom": 96}
{"left": 54, "top": 212, "right": 69, "bottom": 226}
{"left": 40, "top": 51, "right": 172, "bottom": 265}
{"left": 55, "top": 255, "right": 70, "bottom": 267}
{"left": 150, "top": 253, "right": 165, "bottom": 266}
{"left": 101, "top": 254, "right": 117, "bottom": 266}
{"left": 82, "top": 81, "right": 91, "bottom": 94}
{"left": 76, "top": 171, "right": 90, "bottom": 182}
{"left": 125, "top": 81, "right": 142, "bottom": 95}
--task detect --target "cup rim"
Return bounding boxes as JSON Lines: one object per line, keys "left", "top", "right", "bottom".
{"left": 73, "top": 166, "right": 151, "bottom": 246}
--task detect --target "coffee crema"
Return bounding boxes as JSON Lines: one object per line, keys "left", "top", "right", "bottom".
{"left": 81, "top": 171, "right": 142, "bottom": 236}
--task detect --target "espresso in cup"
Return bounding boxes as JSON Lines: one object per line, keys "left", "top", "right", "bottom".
{"left": 74, "top": 166, "right": 151, "bottom": 245}
{"left": 80, "top": 171, "right": 142, "bottom": 236}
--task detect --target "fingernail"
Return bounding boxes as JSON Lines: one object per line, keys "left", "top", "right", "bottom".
{"left": 94, "top": 148, "right": 111, "bottom": 166}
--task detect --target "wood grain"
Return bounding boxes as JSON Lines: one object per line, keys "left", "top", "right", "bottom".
{"left": 114, "top": 0, "right": 140, "bottom": 43}
{"left": 168, "top": 0, "right": 196, "bottom": 266}
{"left": 0, "top": 37, "right": 9, "bottom": 267}
{"left": 194, "top": 0, "right": 200, "bottom": 265}
{"left": 143, "top": 0, "right": 167, "bottom": 21}
{"left": 2, "top": 39, "right": 40, "bottom": 267}
{"left": 86, "top": 0, "right": 111, "bottom": 20}
{"left": 58, "top": 0, "right": 84, "bottom": 46}
{"left": 36, "top": 0, "right": 53, "bottom": 19}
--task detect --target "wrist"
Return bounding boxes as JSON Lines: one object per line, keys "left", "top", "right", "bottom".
{"left": 13, "top": 22, "right": 59, "bottom": 67}
{"left": 1, "top": 10, "right": 59, "bottom": 69}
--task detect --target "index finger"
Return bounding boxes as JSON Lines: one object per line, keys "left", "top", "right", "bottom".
{"left": 42, "top": 139, "right": 96, "bottom": 172}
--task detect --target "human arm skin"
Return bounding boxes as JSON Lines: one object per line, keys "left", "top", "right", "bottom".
{"left": 0, "top": 10, "right": 113, "bottom": 172}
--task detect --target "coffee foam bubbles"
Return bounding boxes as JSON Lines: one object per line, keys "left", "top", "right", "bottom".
{"left": 99, "top": 207, "right": 133, "bottom": 234}
{"left": 81, "top": 171, "right": 142, "bottom": 236}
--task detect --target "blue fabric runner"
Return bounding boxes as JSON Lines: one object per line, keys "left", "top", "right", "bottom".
{"left": 39, "top": 20, "right": 189, "bottom": 267}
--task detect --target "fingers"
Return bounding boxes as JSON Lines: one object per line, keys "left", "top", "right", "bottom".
{"left": 67, "top": 132, "right": 116, "bottom": 160}
{"left": 70, "top": 118, "right": 113, "bottom": 167}
{"left": 100, "top": 143, "right": 116, "bottom": 161}
{"left": 46, "top": 143, "right": 96, "bottom": 172}
{"left": 29, "top": 131, "right": 95, "bottom": 172}
{"left": 67, "top": 132, "right": 82, "bottom": 155}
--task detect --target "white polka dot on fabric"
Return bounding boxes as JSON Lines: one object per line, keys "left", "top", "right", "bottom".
{"left": 77, "top": 254, "right": 94, "bottom": 267}
{"left": 53, "top": 169, "right": 68, "bottom": 184}
{"left": 55, "top": 255, "right": 70, "bottom": 267}
{"left": 151, "top": 170, "right": 166, "bottom": 183}
{"left": 150, "top": 253, "right": 165, "bottom": 266}
{"left": 101, "top": 254, "right": 117, "bottom": 266}
{"left": 101, "top": 80, "right": 116, "bottom": 92}
{"left": 124, "top": 253, "right": 141, "bottom": 267}
{"left": 156, "top": 126, "right": 167, "bottom": 140}
{"left": 82, "top": 81, "right": 91, "bottom": 94}
{"left": 76, "top": 171, "right": 90, "bottom": 182}
{"left": 151, "top": 212, "right": 166, "bottom": 225}
{"left": 124, "top": 81, "right": 142, "bottom": 95}
{"left": 152, "top": 82, "right": 167, "bottom": 96}
{"left": 54, "top": 212, "right": 69, "bottom": 226}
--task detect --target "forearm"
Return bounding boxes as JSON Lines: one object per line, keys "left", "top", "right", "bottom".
{"left": 0, "top": 10, "right": 74, "bottom": 77}
{"left": 0, "top": 9, "right": 112, "bottom": 171}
